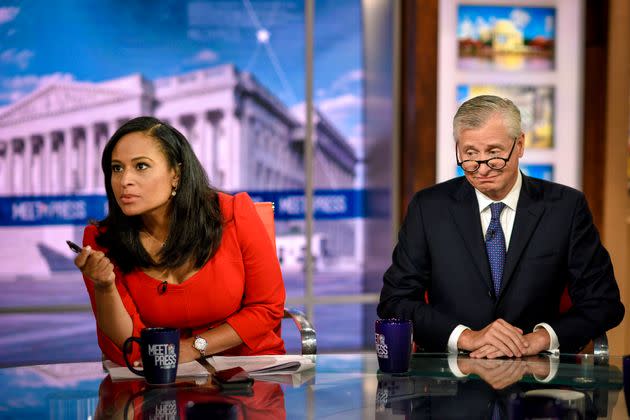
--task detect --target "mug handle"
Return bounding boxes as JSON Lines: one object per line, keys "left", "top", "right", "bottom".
{"left": 123, "top": 336, "right": 144, "bottom": 377}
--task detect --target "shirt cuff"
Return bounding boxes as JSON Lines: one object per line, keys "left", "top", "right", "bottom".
{"left": 532, "top": 354, "right": 560, "bottom": 383}
{"left": 447, "top": 325, "right": 470, "bottom": 353}
{"left": 447, "top": 354, "right": 468, "bottom": 378}
{"left": 534, "top": 323, "right": 560, "bottom": 353}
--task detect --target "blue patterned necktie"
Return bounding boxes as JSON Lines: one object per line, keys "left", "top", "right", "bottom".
{"left": 486, "top": 202, "right": 506, "bottom": 296}
{"left": 492, "top": 400, "right": 503, "bottom": 420}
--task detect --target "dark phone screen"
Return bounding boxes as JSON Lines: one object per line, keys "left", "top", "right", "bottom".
{"left": 186, "top": 401, "right": 238, "bottom": 420}
{"left": 214, "top": 367, "right": 251, "bottom": 383}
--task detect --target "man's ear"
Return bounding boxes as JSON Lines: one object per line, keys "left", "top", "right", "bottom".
{"left": 516, "top": 133, "right": 525, "bottom": 157}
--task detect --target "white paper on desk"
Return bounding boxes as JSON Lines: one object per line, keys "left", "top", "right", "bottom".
{"left": 207, "top": 355, "right": 315, "bottom": 376}
{"left": 254, "top": 369, "right": 316, "bottom": 387}
{"left": 103, "top": 359, "right": 209, "bottom": 381}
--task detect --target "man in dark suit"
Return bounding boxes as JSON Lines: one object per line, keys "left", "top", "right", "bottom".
{"left": 378, "top": 95, "right": 624, "bottom": 357}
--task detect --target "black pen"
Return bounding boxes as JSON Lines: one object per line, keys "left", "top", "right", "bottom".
{"left": 66, "top": 240, "right": 82, "bottom": 254}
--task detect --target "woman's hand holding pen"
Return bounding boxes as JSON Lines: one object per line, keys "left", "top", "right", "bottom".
{"left": 74, "top": 246, "right": 116, "bottom": 291}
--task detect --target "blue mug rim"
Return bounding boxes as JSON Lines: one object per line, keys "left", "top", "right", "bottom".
{"left": 141, "top": 327, "right": 178, "bottom": 334}
{"left": 375, "top": 318, "right": 411, "bottom": 325}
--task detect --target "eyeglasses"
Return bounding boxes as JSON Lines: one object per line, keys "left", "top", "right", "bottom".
{"left": 456, "top": 138, "right": 517, "bottom": 173}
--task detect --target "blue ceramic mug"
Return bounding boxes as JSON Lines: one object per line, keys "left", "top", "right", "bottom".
{"left": 123, "top": 327, "right": 180, "bottom": 385}
{"left": 375, "top": 319, "right": 413, "bottom": 374}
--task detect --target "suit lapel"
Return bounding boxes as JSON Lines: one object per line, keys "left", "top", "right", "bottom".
{"left": 449, "top": 180, "right": 493, "bottom": 292}
{"left": 499, "top": 175, "right": 545, "bottom": 297}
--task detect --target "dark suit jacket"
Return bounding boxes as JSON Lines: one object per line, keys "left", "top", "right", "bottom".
{"left": 378, "top": 175, "right": 624, "bottom": 353}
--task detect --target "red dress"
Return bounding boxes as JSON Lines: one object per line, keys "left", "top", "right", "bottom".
{"left": 82, "top": 192, "right": 286, "bottom": 366}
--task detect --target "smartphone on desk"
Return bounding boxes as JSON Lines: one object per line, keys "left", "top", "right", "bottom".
{"left": 66, "top": 240, "right": 82, "bottom": 254}
{"left": 212, "top": 367, "right": 254, "bottom": 390}
{"left": 186, "top": 401, "right": 239, "bottom": 420}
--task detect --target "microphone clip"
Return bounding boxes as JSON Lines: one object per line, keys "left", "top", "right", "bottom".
{"left": 158, "top": 280, "right": 168, "bottom": 295}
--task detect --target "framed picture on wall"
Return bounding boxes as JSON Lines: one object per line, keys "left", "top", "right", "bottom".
{"left": 457, "top": 84, "right": 554, "bottom": 149}
{"left": 520, "top": 163, "right": 554, "bottom": 180}
{"left": 438, "top": 0, "right": 584, "bottom": 188}
{"left": 457, "top": 4, "right": 556, "bottom": 71}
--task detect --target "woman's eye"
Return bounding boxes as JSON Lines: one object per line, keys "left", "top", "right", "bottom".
{"left": 111, "top": 165, "right": 123, "bottom": 173}
{"left": 136, "top": 162, "right": 149, "bottom": 170}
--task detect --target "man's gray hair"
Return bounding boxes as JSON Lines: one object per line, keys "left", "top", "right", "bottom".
{"left": 453, "top": 95, "right": 522, "bottom": 142}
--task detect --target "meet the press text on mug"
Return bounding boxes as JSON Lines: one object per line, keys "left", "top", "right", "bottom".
{"left": 375, "top": 333, "right": 389, "bottom": 358}
{"left": 155, "top": 400, "right": 177, "bottom": 418}
{"left": 148, "top": 343, "right": 177, "bottom": 369}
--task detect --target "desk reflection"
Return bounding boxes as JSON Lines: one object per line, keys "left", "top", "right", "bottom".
{"left": 0, "top": 354, "right": 624, "bottom": 419}
{"left": 95, "top": 375, "right": 285, "bottom": 420}
{"left": 454, "top": 354, "right": 555, "bottom": 388}
{"left": 376, "top": 354, "right": 622, "bottom": 420}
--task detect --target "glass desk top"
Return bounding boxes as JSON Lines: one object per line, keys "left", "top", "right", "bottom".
{"left": 0, "top": 352, "right": 627, "bottom": 419}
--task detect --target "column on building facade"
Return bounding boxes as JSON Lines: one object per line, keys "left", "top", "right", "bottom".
{"left": 63, "top": 127, "right": 74, "bottom": 194}
{"left": 171, "top": 116, "right": 186, "bottom": 142}
{"left": 180, "top": 114, "right": 198, "bottom": 162}
{"left": 100, "top": 120, "right": 118, "bottom": 191}
{"left": 75, "top": 128, "right": 86, "bottom": 192}
{"left": 23, "top": 136, "right": 32, "bottom": 195}
{"left": 107, "top": 120, "right": 118, "bottom": 144}
{"left": 95, "top": 123, "right": 107, "bottom": 191}
{"left": 30, "top": 136, "right": 41, "bottom": 195}
{"left": 195, "top": 111, "right": 208, "bottom": 173}
{"left": 85, "top": 123, "right": 97, "bottom": 193}
{"left": 241, "top": 115, "right": 252, "bottom": 188}
{"left": 207, "top": 110, "right": 224, "bottom": 187}
{"left": 42, "top": 131, "right": 53, "bottom": 195}
{"left": 6, "top": 138, "right": 14, "bottom": 195}
{"left": 10, "top": 138, "right": 23, "bottom": 195}
{"left": 51, "top": 132, "right": 62, "bottom": 195}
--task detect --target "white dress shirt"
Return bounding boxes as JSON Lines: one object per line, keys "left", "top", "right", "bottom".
{"left": 447, "top": 171, "right": 560, "bottom": 353}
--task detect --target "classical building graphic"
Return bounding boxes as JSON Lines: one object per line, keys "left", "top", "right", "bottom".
{"left": 0, "top": 64, "right": 359, "bottom": 275}
{"left": 492, "top": 20, "right": 524, "bottom": 52}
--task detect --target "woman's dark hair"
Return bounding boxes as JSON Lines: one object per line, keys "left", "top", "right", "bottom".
{"left": 95, "top": 116, "right": 223, "bottom": 273}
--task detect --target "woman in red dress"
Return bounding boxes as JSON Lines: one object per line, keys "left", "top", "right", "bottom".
{"left": 74, "top": 116, "right": 286, "bottom": 366}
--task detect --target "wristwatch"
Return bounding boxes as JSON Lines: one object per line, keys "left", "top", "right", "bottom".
{"left": 193, "top": 335, "right": 208, "bottom": 357}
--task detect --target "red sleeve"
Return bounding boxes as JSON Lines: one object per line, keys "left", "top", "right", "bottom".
{"left": 82, "top": 225, "right": 146, "bottom": 366}
{"left": 224, "top": 193, "right": 286, "bottom": 350}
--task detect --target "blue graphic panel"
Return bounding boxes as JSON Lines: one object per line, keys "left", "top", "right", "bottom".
{"left": 0, "top": 190, "right": 389, "bottom": 226}
{"left": 0, "top": 195, "right": 108, "bottom": 226}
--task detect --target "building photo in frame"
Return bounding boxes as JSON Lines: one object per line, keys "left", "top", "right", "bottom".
{"left": 457, "top": 84, "right": 554, "bottom": 149}
{"left": 457, "top": 4, "right": 556, "bottom": 71}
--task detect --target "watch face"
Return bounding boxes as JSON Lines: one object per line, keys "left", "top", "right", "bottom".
{"left": 194, "top": 337, "right": 207, "bottom": 350}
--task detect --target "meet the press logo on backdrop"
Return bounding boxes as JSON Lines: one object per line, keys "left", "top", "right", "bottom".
{"left": 148, "top": 343, "right": 177, "bottom": 369}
